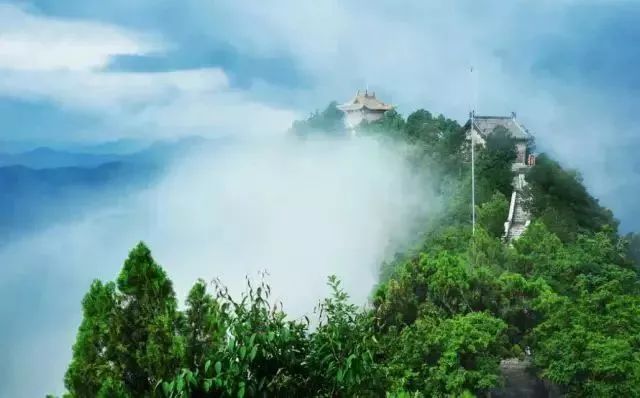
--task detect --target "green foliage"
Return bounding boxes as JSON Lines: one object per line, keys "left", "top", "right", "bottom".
{"left": 64, "top": 280, "right": 119, "bottom": 397}
{"left": 290, "top": 101, "right": 346, "bottom": 137}
{"left": 524, "top": 153, "right": 618, "bottom": 241}
{"left": 385, "top": 311, "right": 507, "bottom": 396}
{"left": 66, "top": 246, "right": 385, "bottom": 397}
{"left": 625, "top": 232, "right": 640, "bottom": 271}
{"left": 360, "top": 109, "right": 406, "bottom": 136}
{"left": 373, "top": 247, "right": 515, "bottom": 397}
{"left": 508, "top": 221, "right": 566, "bottom": 279}
{"left": 163, "top": 275, "right": 310, "bottom": 397}
{"left": 116, "top": 243, "right": 184, "bottom": 394}
{"left": 65, "top": 242, "right": 184, "bottom": 397}
{"left": 182, "top": 279, "right": 225, "bottom": 370}
{"left": 505, "top": 221, "right": 640, "bottom": 395}
{"left": 475, "top": 126, "right": 517, "bottom": 201}
{"left": 426, "top": 312, "right": 507, "bottom": 395}
{"left": 395, "top": 109, "right": 465, "bottom": 181}
{"left": 62, "top": 103, "right": 640, "bottom": 397}
{"left": 477, "top": 191, "right": 509, "bottom": 238}
{"left": 307, "top": 275, "right": 383, "bottom": 396}
{"left": 532, "top": 283, "right": 640, "bottom": 396}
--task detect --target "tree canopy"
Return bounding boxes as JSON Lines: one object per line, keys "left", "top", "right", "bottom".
{"left": 59, "top": 104, "right": 639, "bottom": 397}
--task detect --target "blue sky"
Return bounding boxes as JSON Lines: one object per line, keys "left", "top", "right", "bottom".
{"left": 0, "top": 0, "right": 639, "bottom": 228}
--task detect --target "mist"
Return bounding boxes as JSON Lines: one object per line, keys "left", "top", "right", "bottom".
{"left": 0, "top": 133, "right": 438, "bottom": 397}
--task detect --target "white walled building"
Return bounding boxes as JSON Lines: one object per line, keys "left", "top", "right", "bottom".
{"left": 337, "top": 90, "right": 394, "bottom": 129}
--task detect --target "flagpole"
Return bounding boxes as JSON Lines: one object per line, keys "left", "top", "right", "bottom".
{"left": 471, "top": 110, "right": 475, "bottom": 235}
{"left": 470, "top": 66, "right": 476, "bottom": 235}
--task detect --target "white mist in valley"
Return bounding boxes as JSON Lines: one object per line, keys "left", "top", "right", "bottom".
{"left": 151, "top": 135, "right": 438, "bottom": 312}
{"left": 0, "top": 133, "right": 439, "bottom": 397}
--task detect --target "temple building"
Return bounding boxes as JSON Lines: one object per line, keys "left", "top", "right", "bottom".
{"left": 337, "top": 90, "right": 394, "bottom": 128}
{"left": 464, "top": 112, "right": 536, "bottom": 241}
{"left": 464, "top": 112, "right": 533, "bottom": 167}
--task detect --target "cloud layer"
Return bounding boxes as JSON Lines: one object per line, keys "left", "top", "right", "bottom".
{"left": 0, "top": 4, "right": 298, "bottom": 141}
{"left": 3, "top": 1, "right": 636, "bottom": 228}
{"left": 0, "top": 3, "right": 158, "bottom": 71}
{"left": 1, "top": 1, "right": 639, "bottom": 395}
{"left": 0, "top": 135, "right": 438, "bottom": 397}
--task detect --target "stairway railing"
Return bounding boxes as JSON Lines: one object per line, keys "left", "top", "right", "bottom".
{"left": 504, "top": 190, "right": 517, "bottom": 239}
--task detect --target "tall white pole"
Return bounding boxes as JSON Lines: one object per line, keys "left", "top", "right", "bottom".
{"left": 470, "top": 66, "right": 476, "bottom": 235}
{"left": 471, "top": 110, "right": 476, "bottom": 235}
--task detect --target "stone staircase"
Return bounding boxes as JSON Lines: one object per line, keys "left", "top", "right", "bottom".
{"left": 506, "top": 194, "right": 529, "bottom": 241}
{"left": 504, "top": 172, "right": 530, "bottom": 242}
{"left": 490, "top": 358, "right": 557, "bottom": 398}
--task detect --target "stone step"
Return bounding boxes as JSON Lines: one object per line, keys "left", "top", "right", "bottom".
{"left": 491, "top": 358, "right": 551, "bottom": 398}
{"left": 507, "top": 224, "right": 527, "bottom": 240}
{"left": 506, "top": 187, "right": 530, "bottom": 242}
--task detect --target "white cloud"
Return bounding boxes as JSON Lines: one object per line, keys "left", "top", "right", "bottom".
{"left": 2, "top": 1, "right": 639, "bottom": 396}
{"left": 0, "top": 68, "right": 228, "bottom": 107}
{"left": 0, "top": 4, "right": 299, "bottom": 141}
{"left": 0, "top": 135, "right": 438, "bottom": 396}
{"left": 0, "top": 66, "right": 298, "bottom": 139}
{"left": 186, "top": 0, "right": 638, "bottom": 229}
{"left": 0, "top": 3, "right": 160, "bottom": 71}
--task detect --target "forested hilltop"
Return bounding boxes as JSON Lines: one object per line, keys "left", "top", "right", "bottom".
{"left": 59, "top": 103, "right": 640, "bottom": 397}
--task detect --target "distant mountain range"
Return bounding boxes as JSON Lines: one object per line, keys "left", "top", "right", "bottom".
{"left": 0, "top": 136, "right": 224, "bottom": 244}
{"left": 0, "top": 136, "right": 214, "bottom": 169}
{"left": 0, "top": 147, "right": 122, "bottom": 169}
{"left": 0, "top": 138, "right": 151, "bottom": 156}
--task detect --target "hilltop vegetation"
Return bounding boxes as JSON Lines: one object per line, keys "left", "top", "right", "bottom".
{"left": 60, "top": 104, "right": 639, "bottom": 397}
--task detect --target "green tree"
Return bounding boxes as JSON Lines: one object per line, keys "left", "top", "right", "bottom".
{"left": 161, "top": 276, "right": 310, "bottom": 398}
{"left": 625, "top": 232, "right": 640, "bottom": 271}
{"left": 65, "top": 281, "right": 119, "bottom": 397}
{"left": 114, "top": 242, "right": 184, "bottom": 395}
{"left": 508, "top": 221, "right": 566, "bottom": 280}
{"left": 182, "top": 279, "right": 226, "bottom": 371}
{"left": 477, "top": 191, "right": 509, "bottom": 238}
{"left": 533, "top": 282, "right": 640, "bottom": 397}
{"left": 60, "top": 104, "right": 640, "bottom": 398}
{"left": 360, "top": 109, "right": 406, "bottom": 136}
{"left": 308, "top": 275, "right": 383, "bottom": 396}
{"left": 290, "top": 101, "right": 345, "bottom": 137}
{"left": 387, "top": 312, "right": 507, "bottom": 396}
{"left": 475, "top": 126, "right": 517, "bottom": 202}
{"left": 524, "top": 153, "right": 618, "bottom": 241}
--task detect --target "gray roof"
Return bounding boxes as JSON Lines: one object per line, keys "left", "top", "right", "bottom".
{"left": 468, "top": 115, "right": 532, "bottom": 141}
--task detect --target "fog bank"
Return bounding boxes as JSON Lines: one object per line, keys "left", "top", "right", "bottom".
{"left": 0, "top": 134, "right": 438, "bottom": 397}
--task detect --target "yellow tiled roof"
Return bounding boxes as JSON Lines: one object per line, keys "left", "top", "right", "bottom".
{"left": 338, "top": 90, "right": 394, "bottom": 112}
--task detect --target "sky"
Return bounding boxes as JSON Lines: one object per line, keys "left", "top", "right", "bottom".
{"left": 1, "top": 0, "right": 640, "bottom": 396}
{"left": 1, "top": 1, "right": 639, "bottom": 230}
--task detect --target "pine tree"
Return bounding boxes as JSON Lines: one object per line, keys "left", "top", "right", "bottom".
{"left": 114, "top": 242, "right": 184, "bottom": 395}
{"left": 65, "top": 280, "right": 118, "bottom": 397}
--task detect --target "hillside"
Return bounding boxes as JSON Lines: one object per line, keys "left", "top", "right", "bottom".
{"left": 0, "top": 162, "right": 158, "bottom": 243}
{"left": 0, "top": 147, "right": 122, "bottom": 169}
{"left": 0, "top": 136, "right": 224, "bottom": 244}
{"left": 57, "top": 104, "right": 640, "bottom": 397}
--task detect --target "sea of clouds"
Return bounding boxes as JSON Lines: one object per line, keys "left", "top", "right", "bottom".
{"left": 0, "top": 134, "right": 439, "bottom": 397}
